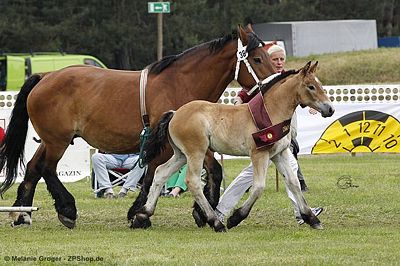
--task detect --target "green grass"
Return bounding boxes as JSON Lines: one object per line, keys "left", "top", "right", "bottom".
{"left": 286, "top": 47, "right": 400, "bottom": 85}
{"left": 1, "top": 154, "right": 400, "bottom": 265}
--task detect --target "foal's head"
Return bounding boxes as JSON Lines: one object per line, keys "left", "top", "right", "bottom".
{"left": 295, "top": 61, "right": 335, "bottom": 117}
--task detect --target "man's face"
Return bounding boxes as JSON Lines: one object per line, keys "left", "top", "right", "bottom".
{"left": 269, "top": 51, "right": 286, "bottom": 73}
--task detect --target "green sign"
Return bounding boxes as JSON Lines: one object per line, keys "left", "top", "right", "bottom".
{"left": 148, "top": 2, "right": 170, "bottom": 13}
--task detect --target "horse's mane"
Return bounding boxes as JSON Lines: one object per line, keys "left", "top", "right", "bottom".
{"left": 148, "top": 29, "right": 264, "bottom": 75}
{"left": 260, "top": 69, "right": 299, "bottom": 95}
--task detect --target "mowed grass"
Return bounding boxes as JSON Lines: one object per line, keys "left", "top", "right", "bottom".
{"left": 0, "top": 154, "right": 399, "bottom": 265}
{"left": 286, "top": 47, "right": 400, "bottom": 85}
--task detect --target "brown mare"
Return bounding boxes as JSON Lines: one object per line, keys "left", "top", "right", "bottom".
{"left": 0, "top": 25, "right": 276, "bottom": 228}
{"left": 132, "top": 62, "right": 335, "bottom": 232}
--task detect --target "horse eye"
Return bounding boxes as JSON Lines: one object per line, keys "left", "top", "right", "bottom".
{"left": 253, "top": 57, "right": 262, "bottom": 64}
{"left": 308, "top": 85, "right": 316, "bottom": 91}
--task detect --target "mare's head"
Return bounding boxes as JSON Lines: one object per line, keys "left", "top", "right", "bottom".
{"left": 232, "top": 25, "right": 276, "bottom": 89}
{"left": 295, "top": 61, "right": 335, "bottom": 117}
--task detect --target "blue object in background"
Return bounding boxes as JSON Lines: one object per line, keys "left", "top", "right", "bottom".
{"left": 378, "top": 36, "right": 400, "bottom": 47}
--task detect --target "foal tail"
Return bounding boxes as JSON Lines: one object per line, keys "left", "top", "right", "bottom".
{"left": 142, "top": 111, "right": 175, "bottom": 164}
{"left": 0, "top": 74, "right": 42, "bottom": 196}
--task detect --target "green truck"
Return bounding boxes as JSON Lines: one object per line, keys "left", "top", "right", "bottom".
{"left": 0, "top": 53, "right": 107, "bottom": 91}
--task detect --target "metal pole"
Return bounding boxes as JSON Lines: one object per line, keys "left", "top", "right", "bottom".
{"left": 275, "top": 167, "right": 279, "bottom": 192}
{"left": 0, "top": 206, "right": 39, "bottom": 212}
{"left": 157, "top": 12, "right": 163, "bottom": 60}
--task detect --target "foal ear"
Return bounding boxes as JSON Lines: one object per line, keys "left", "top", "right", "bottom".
{"left": 237, "top": 24, "right": 249, "bottom": 46}
{"left": 310, "top": 61, "right": 319, "bottom": 73}
{"left": 300, "top": 61, "right": 312, "bottom": 76}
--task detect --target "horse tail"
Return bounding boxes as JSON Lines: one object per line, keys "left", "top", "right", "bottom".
{"left": 0, "top": 74, "right": 42, "bottom": 196}
{"left": 142, "top": 111, "right": 175, "bottom": 164}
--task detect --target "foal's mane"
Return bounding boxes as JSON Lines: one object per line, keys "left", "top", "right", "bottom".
{"left": 148, "top": 30, "right": 264, "bottom": 75}
{"left": 260, "top": 69, "right": 299, "bottom": 95}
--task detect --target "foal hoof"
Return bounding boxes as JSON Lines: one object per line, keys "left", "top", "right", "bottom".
{"left": 311, "top": 223, "right": 324, "bottom": 230}
{"left": 213, "top": 220, "right": 226, "bottom": 233}
{"left": 58, "top": 214, "right": 76, "bottom": 229}
{"left": 10, "top": 212, "right": 32, "bottom": 227}
{"left": 226, "top": 212, "right": 244, "bottom": 229}
{"left": 226, "top": 218, "right": 237, "bottom": 229}
{"left": 192, "top": 209, "right": 207, "bottom": 228}
{"left": 130, "top": 214, "right": 152, "bottom": 229}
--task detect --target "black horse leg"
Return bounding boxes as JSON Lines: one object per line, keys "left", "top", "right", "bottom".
{"left": 127, "top": 162, "right": 157, "bottom": 221}
{"left": 192, "top": 155, "right": 223, "bottom": 227}
{"left": 42, "top": 167, "right": 77, "bottom": 229}
{"left": 10, "top": 147, "right": 45, "bottom": 226}
{"left": 128, "top": 147, "right": 174, "bottom": 222}
{"left": 10, "top": 167, "right": 41, "bottom": 226}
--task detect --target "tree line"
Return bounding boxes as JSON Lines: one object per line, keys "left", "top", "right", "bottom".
{"left": 0, "top": 0, "right": 398, "bottom": 70}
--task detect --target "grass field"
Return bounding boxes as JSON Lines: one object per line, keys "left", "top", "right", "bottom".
{"left": 286, "top": 47, "right": 400, "bottom": 85}
{"left": 0, "top": 154, "right": 399, "bottom": 265}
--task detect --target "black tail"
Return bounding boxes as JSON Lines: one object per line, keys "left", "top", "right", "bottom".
{"left": 0, "top": 74, "right": 42, "bottom": 196}
{"left": 142, "top": 111, "right": 175, "bottom": 164}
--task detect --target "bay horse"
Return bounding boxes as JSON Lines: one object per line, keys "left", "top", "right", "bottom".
{"left": 0, "top": 25, "right": 276, "bottom": 228}
{"left": 132, "top": 62, "right": 335, "bottom": 232}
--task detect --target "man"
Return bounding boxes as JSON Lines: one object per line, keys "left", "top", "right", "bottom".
{"left": 92, "top": 152, "right": 146, "bottom": 198}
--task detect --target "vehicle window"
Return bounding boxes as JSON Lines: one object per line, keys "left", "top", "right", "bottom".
{"left": 84, "top": 58, "right": 103, "bottom": 68}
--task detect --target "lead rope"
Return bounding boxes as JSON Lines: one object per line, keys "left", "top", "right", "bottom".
{"left": 138, "top": 68, "right": 151, "bottom": 169}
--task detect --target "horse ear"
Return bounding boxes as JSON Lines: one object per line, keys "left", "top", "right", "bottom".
{"left": 300, "top": 61, "right": 312, "bottom": 76}
{"left": 310, "top": 61, "right": 319, "bottom": 73}
{"left": 245, "top": 23, "right": 254, "bottom": 33}
{"left": 237, "top": 24, "right": 249, "bottom": 46}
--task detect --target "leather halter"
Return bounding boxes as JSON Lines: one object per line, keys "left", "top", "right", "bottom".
{"left": 234, "top": 39, "right": 277, "bottom": 94}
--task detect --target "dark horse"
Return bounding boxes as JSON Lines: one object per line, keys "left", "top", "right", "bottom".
{"left": 0, "top": 25, "right": 275, "bottom": 228}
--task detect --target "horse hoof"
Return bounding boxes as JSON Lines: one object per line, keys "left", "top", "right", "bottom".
{"left": 311, "top": 223, "right": 324, "bottom": 230}
{"left": 226, "top": 220, "right": 235, "bottom": 229}
{"left": 192, "top": 209, "right": 206, "bottom": 228}
{"left": 130, "top": 214, "right": 152, "bottom": 229}
{"left": 226, "top": 215, "right": 241, "bottom": 229}
{"left": 226, "top": 208, "right": 247, "bottom": 229}
{"left": 213, "top": 221, "right": 227, "bottom": 233}
{"left": 10, "top": 212, "right": 32, "bottom": 227}
{"left": 58, "top": 214, "right": 76, "bottom": 229}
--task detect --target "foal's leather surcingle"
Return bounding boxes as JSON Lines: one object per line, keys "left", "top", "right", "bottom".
{"left": 248, "top": 92, "right": 291, "bottom": 149}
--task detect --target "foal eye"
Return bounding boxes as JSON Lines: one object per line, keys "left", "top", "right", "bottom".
{"left": 308, "top": 85, "right": 316, "bottom": 91}
{"left": 253, "top": 57, "right": 262, "bottom": 64}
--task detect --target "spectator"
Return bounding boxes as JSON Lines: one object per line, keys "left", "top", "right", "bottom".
{"left": 163, "top": 165, "right": 207, "bottom": 198}
{"left": 92, "top": 152, "right": 146, "bottom": 198}
{"left": 165, "top": 165, "right": 188, "bottom": 198}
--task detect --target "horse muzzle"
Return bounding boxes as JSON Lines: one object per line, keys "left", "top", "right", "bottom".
{"left": 319, "top": 102, "right": 335, "bottom": 117}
